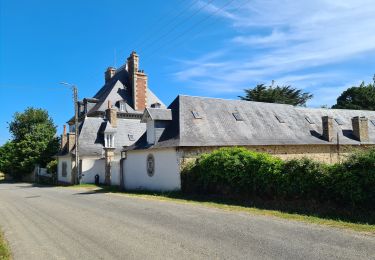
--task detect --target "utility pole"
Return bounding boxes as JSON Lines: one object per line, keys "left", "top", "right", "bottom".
{"left": 60, "top": 82, "right": 80, "bottom": 185}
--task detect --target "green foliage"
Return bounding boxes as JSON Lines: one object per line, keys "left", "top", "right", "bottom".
{"left": 332, "top": 78, "right": 375, "bottom": 110}
{"left": 182, "top": 147, "right": 375, "bottom": 210}
{"left": 46, "top": 160, "right": 58, "bottom": 174}
{"left": 239, "top": 84, "right": 313, "bottom": 106}
{"left": 0, "top": 108, "right": 59, "bottom": 179}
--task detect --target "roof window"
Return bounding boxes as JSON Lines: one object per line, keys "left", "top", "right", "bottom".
{"left": 370, "top": 119, "right": 375, "bottom": 127}
{"left": 335, "top": 118, "right": 344, "bottom": 125}
{"left": 275, "top": 115, "right": 285, "bottom": 123}
{"left": 191, "top": 111, "right": 202, "bottom": 119}
{"left": 119, "top": 101, "right": 126, "bottom": 112}
{"left": 232, "top": 112, "right": 244, "bottom": 121}
{"left": 305, "top": 116, "right": 314, "bottom": 124}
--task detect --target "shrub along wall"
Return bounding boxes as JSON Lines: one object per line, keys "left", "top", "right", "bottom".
{"left": 181, "top": 147, "right": 375, "bottom": 210}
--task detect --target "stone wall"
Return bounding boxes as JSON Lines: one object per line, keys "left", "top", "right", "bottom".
{"left": 178, "top": 144, "right": 375, "bottom": 169}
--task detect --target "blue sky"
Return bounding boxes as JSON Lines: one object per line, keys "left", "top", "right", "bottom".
{"left": 1, "top": 0, "right": 375, "bottom": 145}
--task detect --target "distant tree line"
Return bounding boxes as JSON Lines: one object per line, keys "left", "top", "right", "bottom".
{"left": 240, "top": 74, "right": 375, "bottom": 110}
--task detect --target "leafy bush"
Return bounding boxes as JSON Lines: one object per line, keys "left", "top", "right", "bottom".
{"left": 328, "top": 149, "right": 375, "bottom": 208}
{"left": 182, "top": 147, "right": 283, "bottom": 198}
{"left": 46, "top": 160, "right": 58, "bottom": 174}
{"left": 182, "top": 147, "right": 375, "bottom": 210}
{"left": 280, "top": 158, "right": 327, "bottom": 200}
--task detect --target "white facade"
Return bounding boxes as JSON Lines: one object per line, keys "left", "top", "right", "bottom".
{"left": 58, "top": 155, "right": 122, "bottom": 185}
{"left": 146, "top": 121, "right": 155, "bottom": 144}
{"left": 57, "top": 156, "right": 72, "bottom": 184}
{"left": 123, "top": 148, "right": 181, "bottom": 191}
{"left": 80, "top": 156, "right": 105, "bottom": 184}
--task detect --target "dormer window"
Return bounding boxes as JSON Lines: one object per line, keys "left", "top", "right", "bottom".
{"left": 119, "top": 101, "right": 126, "bottom": 112}
{"left": 104, "top": 133, "right": 115, "bottom": 148}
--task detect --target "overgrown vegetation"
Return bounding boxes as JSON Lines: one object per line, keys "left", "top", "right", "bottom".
{"left": 0, "top": 107, "right": 59, "bottom": 180}
{"left": 0, "top": 229, "right": 10, "bottom": 260}
{"left": 181, "top": 147, "right": 375, "bottom": 223}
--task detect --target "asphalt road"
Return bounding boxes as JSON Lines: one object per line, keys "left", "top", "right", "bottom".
{"left": 0, "top": 183, "right": 374, "bottom": 260}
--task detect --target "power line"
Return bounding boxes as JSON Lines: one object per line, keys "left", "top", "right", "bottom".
{"left": 138, "top": 0, "right": 215, "bottom": 54}
{"left": 141, "top": 0, "right": 240, "bottom": 65}
{"left": 130, "top": 0, "right": 200, "bottom": 51}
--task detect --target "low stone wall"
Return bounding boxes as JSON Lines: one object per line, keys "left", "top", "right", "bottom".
{"left": 178, "top": 144, "right": 374, "bottom": 169}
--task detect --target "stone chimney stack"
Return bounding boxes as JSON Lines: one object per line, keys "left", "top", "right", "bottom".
{"left": 105, "top": 67, "right": 116, "bottom": 83}
{"left": 352, "top": 116, "right": 369, "bottom": 142}
{"left": 67, "top": 132, "right": 76, "bottom": 152}
{"left": 322, "top": 116, "right": 334, "bottom": 142}
{"left": 105, "top": 100, "right": 117, "bottom": 128}
{"left": 127, "top": 51, "right": 148, "bottom": 111}
{"left": 61, "top": 125, "right": 67, "bottom": 150}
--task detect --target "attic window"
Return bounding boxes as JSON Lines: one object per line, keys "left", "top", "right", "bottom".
{"left": 128, "top": 134, "right": 135, "bottom": 141}
{"left": 275, "top": 115, "right": 285, "bottom": 123}
{"left": 370, "top": 119, "right": 375, "bottom": 126}
{"left": 305, "top": 116, "right": 314, "bottom": 124}
{"left": 119, "top": 102, "right": 126, "bottom": 112}
{"left": 232, "top": 112, "right": 243, "bottom": 121}
{"left": 335, "top": 118, "right": 344, "bottom": 125}
{"left": 192, "top": 111, "right": 202, "bottom": 119}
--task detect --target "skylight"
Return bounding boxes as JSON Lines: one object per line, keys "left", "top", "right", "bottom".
{"left": 305, "top": 116, "right": 314, "bottom": 124}
{"left": 275, "top": 115, "right": 285, "bottom": 123}
{"left": 335, "top": 118, "right": 344, "bottom": 125}
{"left": 191, "top": 111, "right": 202, "bottom": 119}
{"left": 370, "top": 120, "right": 375, "bottom": 127}
{"left": 128, "top": 134, "right": 135, "bottom": 141}
{"left": 233, "top": 112, "right": 244, "bottom": 121}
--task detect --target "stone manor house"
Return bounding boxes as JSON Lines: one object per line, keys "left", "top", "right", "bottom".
{"left": 57, "top": 52, "right": 375, "bottom": 191}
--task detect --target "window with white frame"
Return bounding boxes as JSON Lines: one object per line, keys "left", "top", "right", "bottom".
{"left": 104, "top": 133, "right": 115, "bottom": 148}
{"left": 119, "top": 102, "right": 126, "bottom": 112}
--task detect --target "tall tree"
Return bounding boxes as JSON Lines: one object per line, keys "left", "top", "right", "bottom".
{"left": 0, "top": 108, "right": 59, "bottom": 179}
{"left": 332, "top": 77, "right": 375, "bottom": 110}
{"left": 239, "top": 84, "right": 313, "bottom": 106}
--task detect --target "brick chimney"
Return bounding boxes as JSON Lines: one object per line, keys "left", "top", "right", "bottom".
{"left": 105, "top": 67, "right": 116, "bottom": 83}
{"left": 322, "top": 116, "right": 334, "bottom": 142}
{"left": 127, "top": 51, "right": 148, "bottom": 111}
{"left": 105, "top": 100, "right": 117, "bottom": 128}
{"left": 352, "top": 116, "right": 369, "bottom": 142}
{"left": 61, "top": 125, "right": 67, "bottom": 150}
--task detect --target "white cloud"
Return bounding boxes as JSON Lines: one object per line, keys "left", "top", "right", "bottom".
{"left": 172, "top": 0, "right": 375, "bottom": 105}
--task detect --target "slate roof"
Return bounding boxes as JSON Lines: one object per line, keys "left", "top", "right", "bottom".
{"left": 87, "top": 68, "right": 164, "bottom": 115}
{"left": 127, "top": 95, "right": 375, "bottom": 150}
{"left": 66, "top": 117, "right": 146, "bottom": 156}
{"left": 141, "top": 108, "right": 172, "bottom": 122}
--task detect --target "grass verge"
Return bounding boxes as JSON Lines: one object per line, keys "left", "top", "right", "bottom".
{"left": 0, "top": 229, "right": 11, "bottom": 260}
{"left": 65, "top": 184, "right": 375, "bottom": 234}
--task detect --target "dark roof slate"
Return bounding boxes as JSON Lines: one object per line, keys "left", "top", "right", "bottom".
{"left": 127, "top": 95, "right": 375, "bottom": 150}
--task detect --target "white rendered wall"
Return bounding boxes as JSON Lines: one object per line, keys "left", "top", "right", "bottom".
{"left": 124, "top": 148, "right": 181, "bottom": 191}
{"left": 80, "top": 157, "right": 105, "bottom": 184}
{"left": 57, "top": 156, "right": 72, "bottom": 184}
{"left": 80, "top": 156, "right": 121, "bottom": 185}
{"left": 146, "top": 121, "right": 155, "bottom": 144}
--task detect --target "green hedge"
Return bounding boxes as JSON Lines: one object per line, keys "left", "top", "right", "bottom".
{"left": 181, "top": 147, "right": 375, "bottom": 209}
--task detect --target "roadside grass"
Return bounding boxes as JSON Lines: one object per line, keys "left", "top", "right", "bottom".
{"left": 0, "top": 229, "right": 11, "bottom": 260}
{"left": 65, "top": 184, "right": 375, "bottom": 234}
